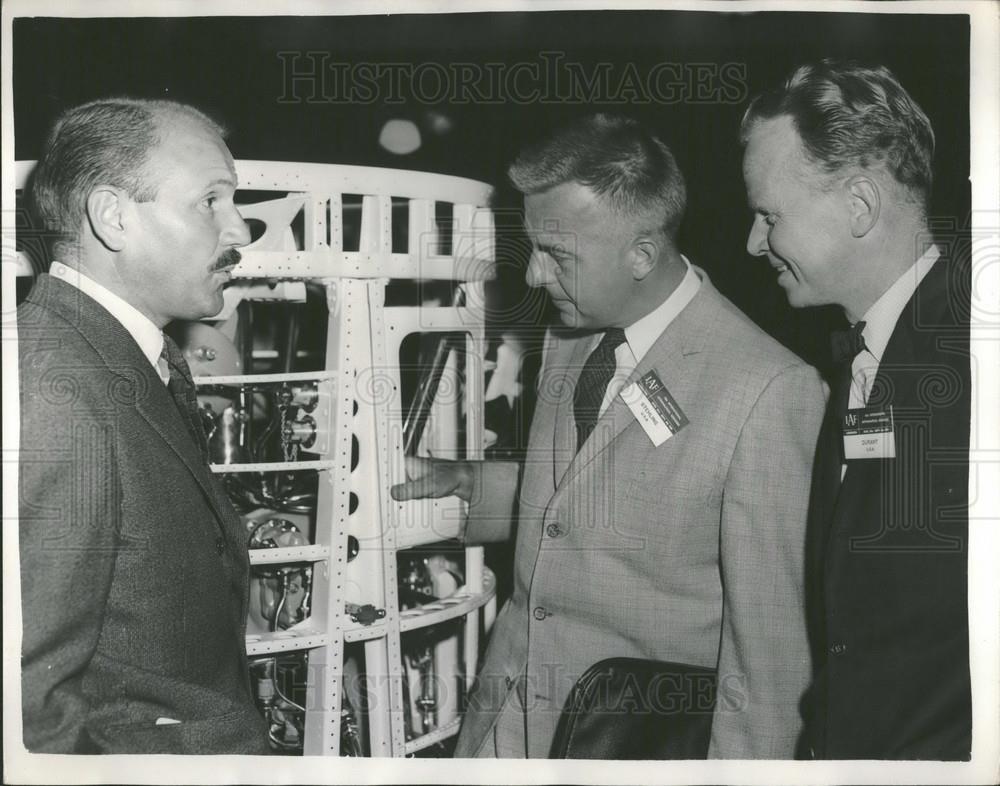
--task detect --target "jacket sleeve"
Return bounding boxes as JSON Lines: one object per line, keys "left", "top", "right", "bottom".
{"left": 18, "top": 347, "right": 121, "bottom": 753}
{"left": 461, "top": 328, "right": 559, "bottom": 544}
{"left": 462, "top": 460, "right": 521, "bottom": 544}
{"left": 708, "top": 362, "right": 828, "bottom": 758}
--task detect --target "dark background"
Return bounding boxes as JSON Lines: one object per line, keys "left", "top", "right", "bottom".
{"left": 13, "top": 10, "right": 971, "bottom": 369}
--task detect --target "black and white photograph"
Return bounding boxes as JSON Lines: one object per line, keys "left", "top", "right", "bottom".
{"left": 2, "top": 1, "right": 997, "bottom": 784}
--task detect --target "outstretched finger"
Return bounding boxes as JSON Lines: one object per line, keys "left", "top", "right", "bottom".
{"left": 390, "top": 472, "right": 451, "bottom": 501}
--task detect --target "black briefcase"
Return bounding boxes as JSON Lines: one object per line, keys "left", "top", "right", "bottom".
{"left": 548, "top": 657, "right": 717, "bottom": 759}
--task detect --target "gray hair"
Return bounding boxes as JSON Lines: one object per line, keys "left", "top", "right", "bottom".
{"left": 508, "top": 113, "right": 687, "bottom": 239}
{"left": 30, "top": 97, "right": 226, "bottom": 248}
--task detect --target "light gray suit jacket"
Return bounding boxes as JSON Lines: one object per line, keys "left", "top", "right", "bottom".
{"left": 455, "top": 269, "right": 827, "bottom": 758}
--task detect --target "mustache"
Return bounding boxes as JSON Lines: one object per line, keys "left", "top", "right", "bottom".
{"left": 212, "top": 249, "right": 242, "bottom": 271}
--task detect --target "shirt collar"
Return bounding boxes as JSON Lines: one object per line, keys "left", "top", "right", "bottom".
{"left": 49, "top": 262, "right": 167, "bottom": 379}
{"left": 857, "top": 245, "right": 940, "bottom": 363}
{"left": 623, "top": 255, "right": 701, "bottom": 364}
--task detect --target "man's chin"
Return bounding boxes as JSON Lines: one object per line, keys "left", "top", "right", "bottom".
{"left": 190, "top": 293, "right": 227, "bottom": 322}
{"left": 557, "top": 311, "right": 586, "bottom": 329}
{"left": 783, "top": 286, "right": 815, "bottom": 310}
{"left": 548, "top": 301, "right": 577, "bottom": 325}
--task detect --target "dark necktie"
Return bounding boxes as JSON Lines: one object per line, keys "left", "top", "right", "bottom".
{"left": 830, "top": 320, "right": 867, "bottom": 365}
{"left": 573, "top": 328, "right": 627, "bottom": 450}
{"left": 816, "top": 320, "right": 870, "bottom": 501}
{"left": 803, "top": 323, "right": 870, "bottom": 721}
{"left": 829, "top": 320, "right": 867, "bottom": 422}
{"left": 160, "top": 334, "right": 209, "bottom": 459}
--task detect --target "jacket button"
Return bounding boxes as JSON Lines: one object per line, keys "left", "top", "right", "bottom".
{"left": 829, "top": 643, "right": 847, "bottom": 655}
{"left": 546, "top": 523, "right": 562, "bottom": 538}
{"left": 505, "top": 676, "right": 513, "bottom": 689}
{"left": 215, "top": 536, "right": 226, "bottom": 554}
{"left": 533, "top": 606, "right": 550, "bottom": 621}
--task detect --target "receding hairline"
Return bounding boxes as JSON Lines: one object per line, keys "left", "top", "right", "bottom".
{"left": 743, "top": 110, "right": 902, "bottom": 196}
{"left": 739, "top": 61, "right": 934, "bottom": 212}
{"left": 506, "top": 113, "right": 687, "bottom": 239}
{"left": 140, "top": 105, "right": 238, "bottom": 187}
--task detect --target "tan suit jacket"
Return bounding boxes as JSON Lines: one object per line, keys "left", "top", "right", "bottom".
{"left": 455, "top": 270, "right": 827, "bottom": 758}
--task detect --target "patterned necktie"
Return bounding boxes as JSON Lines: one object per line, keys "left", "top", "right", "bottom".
{"left": 160, "top": 334, "right": 208, "bottom": 458}
{"left": 573, "top": 327, "right": 627, "bottom": 451}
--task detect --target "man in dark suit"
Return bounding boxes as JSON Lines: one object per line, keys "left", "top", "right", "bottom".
{"left": 741, "top": 59, "right": 971, "bottom": 759}
{"left": 18, "top": 98, "right": 270, "bottom": 753}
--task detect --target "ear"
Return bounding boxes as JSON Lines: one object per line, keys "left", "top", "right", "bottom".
{"left": 86, "top": 186, "right": 128, "bottom": 252}
{"left": 629, "top": 237, "right": 659, "bottom": 281}
{"left": 846, "top": 175, "right": 880, "bottom": 238}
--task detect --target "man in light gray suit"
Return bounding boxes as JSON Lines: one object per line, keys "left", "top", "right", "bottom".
{"left": 392, "top": 114, "right": 826, "bottom": 758}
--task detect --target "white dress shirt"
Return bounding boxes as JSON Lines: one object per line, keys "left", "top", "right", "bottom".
{"left": 839, "top": 246, "right": 939, "bottom": 480}
{"left": 848, "top": 245, "right": 940, "bottom": 410}
{"left": 49, "top": 262, "right": 170, "bottom": 385}
{"left": 597, "top": 256, "right": 702, "bottom": 416}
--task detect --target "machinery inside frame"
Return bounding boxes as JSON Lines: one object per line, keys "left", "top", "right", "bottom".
{"left": 184, "top": 306, "right": 475, "bottom": 755}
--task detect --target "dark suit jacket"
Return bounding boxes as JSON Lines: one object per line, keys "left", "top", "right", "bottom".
{"left": 18, "top": 274, "right": 270, "bottom": 754}
{"left": 803, "top": 253, "right": 971, "bottom": 759}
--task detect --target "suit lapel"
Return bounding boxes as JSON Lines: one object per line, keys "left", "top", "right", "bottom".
{"left": 837, "top": 257, "right": 948, "bottom": 499}
{"left": 29, "top": 275, "right": 233, "bottom": 534}
{"left": 551, "top": 336, "right": 592, "bottom": 488}
{"left": 558, "top": 274, "right": 716, "bottom": 490}
{"left": 134, "top": 381, "right": 234, "bottom": 532}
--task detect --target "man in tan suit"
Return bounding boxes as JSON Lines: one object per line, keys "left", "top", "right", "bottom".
{"left": 392, "top": 114, "right": 826, "bottom": 758}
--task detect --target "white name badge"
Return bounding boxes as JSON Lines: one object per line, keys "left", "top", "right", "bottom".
{"left": 619, "top": 370, "right": 689, "bottom": 447}
{"left": 842, "top": 406, "right": 896, "bottom": 460}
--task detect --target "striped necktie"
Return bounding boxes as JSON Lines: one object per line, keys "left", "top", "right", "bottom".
{"left": 160, "top": 335, "right": 209, "bottom": 459}
{"left": 573, "top": 328, "right": 627, "bottom": 451}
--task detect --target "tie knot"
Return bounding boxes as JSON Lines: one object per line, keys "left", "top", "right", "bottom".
{"left": 160, "top": 334, "right": 196, "bottom": 386}
{"left": 573, "top": 327, "right": 627, "bottom": 451}
{"left": 160, "top": 334, "right": 188, "bottom": 368}
{"left": 598, "top": 327, "right": 627, "bottom": 354}
{"left": 831, "top": 320, "right": 867, "bottom": 363}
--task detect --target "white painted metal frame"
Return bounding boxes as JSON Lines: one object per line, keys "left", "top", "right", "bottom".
{"left": 225, "top": 161, "right": 496, "bottom": 756}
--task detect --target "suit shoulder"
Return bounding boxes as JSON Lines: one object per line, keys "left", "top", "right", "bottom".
{"left": 18, "top": 300, "right": 105, "bottom": 366}
{"left": 700, "top": 286, "right": 815, "bottom": 378}
{"left": 17, "top": 300, "right": 123, "bottom": 413}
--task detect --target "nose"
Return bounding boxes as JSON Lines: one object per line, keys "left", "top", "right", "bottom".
{"left": 746, "top": 215, "right": 769, "bottom": 257}
{"left": 221, "top": 204, "right": 252, "bottom": 248}
{"left": 525, "top": 250, "right": 555, "bottom": 289}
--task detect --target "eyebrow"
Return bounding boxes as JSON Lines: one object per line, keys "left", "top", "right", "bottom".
{"left": 206, "top": 176, "right": 238, "bottom": 190}
{"left": 534, "top": 241, "right": 572, "bottom": 256}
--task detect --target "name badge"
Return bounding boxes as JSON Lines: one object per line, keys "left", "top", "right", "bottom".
{"left": 620, "top": 370, "right": 689, "bottom": 447}
{"left": 842, "top": 406, "right": 896, "bottom": 460}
